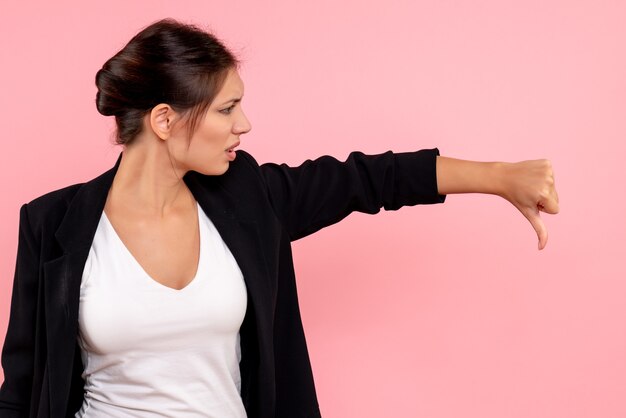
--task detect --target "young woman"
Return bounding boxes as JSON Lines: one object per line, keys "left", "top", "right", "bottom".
{"left": 0, "top": 17, "right": 559, "bottom": 418}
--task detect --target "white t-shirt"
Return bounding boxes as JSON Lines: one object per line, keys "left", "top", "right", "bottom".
{"left": 74, "top": 201, "right": 248, "bottom": 418}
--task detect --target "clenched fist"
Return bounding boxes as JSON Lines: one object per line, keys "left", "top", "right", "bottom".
{"left": 497, "top": 159, "right": 559, "bottom": 250}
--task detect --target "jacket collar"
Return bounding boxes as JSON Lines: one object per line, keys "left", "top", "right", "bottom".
{"left": 53, "top": 151, "right": 122, "bottom": 253}
{"left": 44, "top": 150, "right": 271, "bottom": 416}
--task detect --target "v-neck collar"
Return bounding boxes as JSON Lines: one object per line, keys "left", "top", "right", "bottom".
{"left": 100, "top": 201, "right": 204, "bottom": 293}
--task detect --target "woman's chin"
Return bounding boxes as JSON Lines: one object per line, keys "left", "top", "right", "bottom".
{"left": 198, "top": 162, "right": 230, "bottom": 176}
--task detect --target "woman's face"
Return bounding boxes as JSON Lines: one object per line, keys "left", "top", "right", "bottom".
{"left": 170, "top": 67, "right": 252, "bottom": 176}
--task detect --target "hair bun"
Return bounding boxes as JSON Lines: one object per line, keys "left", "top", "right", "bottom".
{"left": 95, "top": 66, "right": 127, "bottom": 117}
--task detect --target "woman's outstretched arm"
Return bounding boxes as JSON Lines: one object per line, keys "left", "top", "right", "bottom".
{"left": 436, "top": 156, "right": 559, "bottom": 250}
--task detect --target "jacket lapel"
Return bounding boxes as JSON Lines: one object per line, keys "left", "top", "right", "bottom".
{"left": 43, "top": 151, "right": 272, "bottom": 416}
{"left": 183, "top": 163, "right": 275, "bottom": 413}
{"left": 43, "top": 153, "right": 121, "bottom": 417}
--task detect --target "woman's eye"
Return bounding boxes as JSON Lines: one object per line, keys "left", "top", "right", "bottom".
{"left": 221, "top": 105, "right": 236, "bottom": 115}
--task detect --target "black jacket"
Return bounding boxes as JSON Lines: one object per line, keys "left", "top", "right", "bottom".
{"left": 0, "top": 148, "right": 446, "bottom": 418}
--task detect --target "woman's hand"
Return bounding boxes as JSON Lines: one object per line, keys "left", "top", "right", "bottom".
{"left": 495, "top": 159, "right": 559, "bottom": 250}
{"left": 436, "top": 156, "right": 560, "bottom": 250}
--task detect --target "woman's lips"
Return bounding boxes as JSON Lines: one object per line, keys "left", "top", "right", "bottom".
{"left": 225, "top": 140, "right": 240, "bottom": 152}
{"left": 226, "top": 141, "right": 239, "bottom": 161}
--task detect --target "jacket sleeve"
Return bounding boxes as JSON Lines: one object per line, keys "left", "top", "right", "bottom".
{"left": 0, "top": 203, "right": 39, "bottom": 417}
{"left": 241, "top": 148, "right": 447, "bottom": 241}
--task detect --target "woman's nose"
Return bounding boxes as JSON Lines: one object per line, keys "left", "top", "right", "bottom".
{"left": 235, "top": 110, "right": 252, "bottom": 134}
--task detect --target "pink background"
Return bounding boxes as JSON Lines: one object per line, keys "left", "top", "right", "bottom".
{"left": 1, "top": 1, "right": 625, "bottom": 417}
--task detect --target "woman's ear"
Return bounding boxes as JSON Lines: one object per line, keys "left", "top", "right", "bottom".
{"left": 149, "top": 103, "right": 179, "bottom": 140}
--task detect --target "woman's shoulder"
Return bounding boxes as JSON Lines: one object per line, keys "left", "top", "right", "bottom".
{"left": 228, "top": 148, "right": 260, "bottom": 173}
{"left": 23, "top": 157, "right": 119, "bottom": 219}
{"left": 26, "top": 182, "right": 84, "bottom": 211}
{"left": 21, "top": 182, "right": 85, "bottom": 232}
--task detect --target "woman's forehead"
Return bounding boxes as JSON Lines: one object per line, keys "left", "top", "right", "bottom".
{"left": 222, "top": 69, "right": 244, "bottom": 94}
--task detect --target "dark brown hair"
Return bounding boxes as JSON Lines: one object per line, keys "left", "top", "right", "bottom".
{"left": 95, "top": 18, "right": 240, "bottom": 145}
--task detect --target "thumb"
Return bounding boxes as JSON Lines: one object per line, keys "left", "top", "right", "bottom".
{"left": 525, "top": 206, "right": 548, "bottom": 250}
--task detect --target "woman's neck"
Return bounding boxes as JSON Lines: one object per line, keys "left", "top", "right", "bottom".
{"left": 107, "top": 142, "right": 195, "bottom": 219}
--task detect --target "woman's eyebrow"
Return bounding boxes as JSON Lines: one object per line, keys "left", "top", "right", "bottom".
{"left": 221, "top": 97, "right": 242, "bottom": 106}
